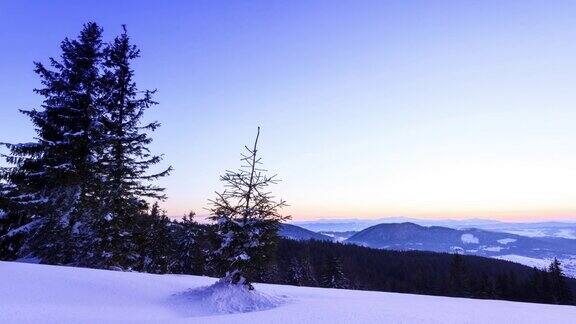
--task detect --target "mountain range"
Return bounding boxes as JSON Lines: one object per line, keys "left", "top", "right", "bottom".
{"left": 279, "top": 221, "right": 576, "bottom": 277}
{"left": 278, "top": 223, "right": 332, "bottom": 241}
{"left": 291, "top": 217, "right": 576, "bottom": 234}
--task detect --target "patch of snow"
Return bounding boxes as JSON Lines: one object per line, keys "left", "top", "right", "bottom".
{"left": 170, "top": 281, "right": 284, "bottom": 316}
{"left": 450, "top": 246, "right": 464, "bottom": 253}
{"left": 5, "top": 220, "right": 42, "bottom": 237}
{"left": 554, "top": 229, "right": 576, "bottom": 240}
{"left": 558, "top": 257, "right": 576, "bottom": 278}
{"left": 318, "top": 232, "right": 348, "bottom": 242}
{"left": 483, "top": 246, "right": 504, "bottom": 252}
{"left": 495, "top": 255, "right": 551, "bottom": 270}
{"left": 503, "top": 229, "right": 547, "bottom": 238}
{"left": 497, "top": 238, "right": 516, "bottom": 245}
{"left": 461, "top": 233, "right": 479, "bottom": 244}
{"left": 236, "top": 253, "right": 250, "bottom": 261}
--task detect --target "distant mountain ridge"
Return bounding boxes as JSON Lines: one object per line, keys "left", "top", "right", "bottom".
{"left": 292, "top": 217, "right": 503, "bottom": 232}
{"left": 278, "top": 223, "right": 332, "bottom": 241}
{"left": 279, "top": 222, "right": 576, "bottom": 277}
{"left": 291, "top": 217, "right": 576, "bottom": 240}
{"left": 344, "top": 222, "right": 576, "bottom": 277}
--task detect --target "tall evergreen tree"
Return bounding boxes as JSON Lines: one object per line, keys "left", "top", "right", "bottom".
{"left": 448, "top": 253, "right": 470, "bottom": 296}
{"left": 85, "top": 26, "right": 171, "bottom": 269}
{"left": 1, "top": 23, "right": 170, "bottom": 269}
{"left": 0, "top": 23, "right": 105, "bottom": 264}
{"left": 548, "top": 258, "right": 573, "bottom": 304}
{"left": 209, "top": 127, "right": 289, "bottom": 289}
{"left": 321, "top": 255, "right": 348, "bottom": 289}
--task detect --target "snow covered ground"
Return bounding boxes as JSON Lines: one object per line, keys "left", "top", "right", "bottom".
{"left": 1, "top": 261, "right": 575, "bottom": 323}
{"left": 495, "top": 254, "right": 554, "bottom": 269}
{"left": 495, "top": 254, "right": 576, "bottom": 278}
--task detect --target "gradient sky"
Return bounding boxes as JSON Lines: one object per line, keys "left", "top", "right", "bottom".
{"left": 2, "top": 1, "right": 576, "bottom": 221}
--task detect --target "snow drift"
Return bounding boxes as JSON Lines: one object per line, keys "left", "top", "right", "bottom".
{"left": 170, "top": 280, "right": 284, "bottom": 316}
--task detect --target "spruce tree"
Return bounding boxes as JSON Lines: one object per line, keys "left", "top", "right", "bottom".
{"left": 209, "top": 127, "right": 289, "bottom": 289}
{"left": 133, "top": 202, "right": 173, "bottom": 273}
{"left": 448, "top": 254, "right": 470, "bottom": 296}
{"left": 321, "top": 256, "right": 347, "bottom": 289}
{"left": 1, "top": 23, "right": 105, "bottom": 264}
{"left": 300, "top": 254, "right": 318, "bottom": 286}
{"left": 548, "top": 258, "right": 573, "bottom": 304}
{"left": 172, "top": 211, "right": 205, "bottom": 275}
{"left": 287, "top": 257, "right": 304, "bottom": 285}
{"left": 1, "top": 23, "right": 170, "bottom": 269}
{"left": 86, "top": 26, "right": 171, "bottom": 270}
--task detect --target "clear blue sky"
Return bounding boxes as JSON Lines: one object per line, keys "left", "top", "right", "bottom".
{"left": 2, "top": 1, "right": 576, "bottom": 221}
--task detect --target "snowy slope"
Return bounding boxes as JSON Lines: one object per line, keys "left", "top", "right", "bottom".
{"left": 1, "top": 261, "right": 575, "bottom": 323}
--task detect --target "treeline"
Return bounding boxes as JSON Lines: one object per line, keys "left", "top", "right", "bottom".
{"left": 61, "top": 209, "right": 572, "bottom": 307}
{"left": 271, "top": 239, "right": 575, "bottom": 306}
{"left": 30, "top": 209, "right": 572, "bottom": 307}
{"left": 164, "top": 229, "right": 575, "bottom": 306}
{"left": 26, "top": 206, "right": 568, "bottom": 306}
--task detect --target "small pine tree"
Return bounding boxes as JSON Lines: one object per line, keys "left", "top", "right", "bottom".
{"left": 209, "top": 127, "right": 289, "bottom": 289}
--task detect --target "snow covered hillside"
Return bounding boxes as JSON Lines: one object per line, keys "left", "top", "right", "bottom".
{"left": 343, "top": 222, "right": 576, "bottom": 277}
{"left": 1, "top": 262, "right": 575, "bottom": 323}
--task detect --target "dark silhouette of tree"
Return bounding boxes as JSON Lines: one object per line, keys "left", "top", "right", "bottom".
{"left": 321, "top": 256, "right": 348, "bottom": 289}
{"left": 131, "top": 202, "right": 173, "bottom": 273}
{"left": 287, "top": 257, "right": 304, "bottom": 285}
{"left": 448, "top": 254, "right": 470, "bottom": 296}
{"left": 86, "top": 25, "right": 171, "bottom": 270}
{"left": 548, "top": 258, "right": 573, "bottom": 304}
{"left": 270, "top": 238, "right": 576, "bottom": 305}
